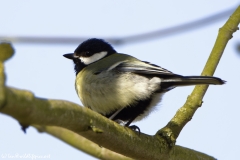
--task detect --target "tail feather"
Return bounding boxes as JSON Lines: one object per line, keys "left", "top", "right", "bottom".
{"left": 161, "top": 76, "right": 225, "bottom": 90}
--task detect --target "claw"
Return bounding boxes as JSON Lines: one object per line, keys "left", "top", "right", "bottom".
{"left": 114, "top": 119, "right": 141, "bottom": 134}
{"left": 128, "top": 125, "right": 141, "bottom": 134}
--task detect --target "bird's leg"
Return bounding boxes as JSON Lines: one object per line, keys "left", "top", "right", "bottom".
{"left": 108, "top": 108, "right": 124, "bottom": 120}
{"left": 108, "top": 108, "right": 141, "bottom": 133}
{"left": 114, "top": 119, "right": 125, "bottom": 125}
{"left": 108, "top": 108, "right": 125, "bottom": 125}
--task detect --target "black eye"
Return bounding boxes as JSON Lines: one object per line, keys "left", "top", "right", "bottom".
{"left": 81, "top": 51, "right": 90, "bottom": 57}
{"left": 81, "top": 51, "right": 95, "bottom": 57}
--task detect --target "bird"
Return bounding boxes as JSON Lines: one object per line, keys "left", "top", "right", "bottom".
{"left": 63, "top": 38, "right": 225, "bottom": 130}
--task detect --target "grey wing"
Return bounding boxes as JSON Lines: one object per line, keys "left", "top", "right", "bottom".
{"left": 115, "top": 60, "right": 183, "bottom": 78}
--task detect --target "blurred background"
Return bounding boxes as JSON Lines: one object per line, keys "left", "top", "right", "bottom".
{"left": 0, "top": 1, "right": 239, "bottom": 160}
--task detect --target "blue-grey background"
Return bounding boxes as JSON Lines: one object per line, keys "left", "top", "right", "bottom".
{"left": 0, "top": 1, "right": 239, "bottom": 160}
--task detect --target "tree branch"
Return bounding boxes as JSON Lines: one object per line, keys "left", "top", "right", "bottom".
{"left": 1, "top": 5, "right": 239, "bottom": 160}
{"left": 33, "top": 125, "right": 133, "bottom": 160}
{"left": 0, "top": 86, "right": 214, "bottom": 160}
{"left": 158, "top": 5, "right": 240, "bottom": 143}
{"left": 0, "top": 43, "right": 14, "bottom": 108}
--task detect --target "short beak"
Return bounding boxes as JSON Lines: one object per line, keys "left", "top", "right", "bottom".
{"left": 63, "top": 53, "right": 75, "bottom": 59}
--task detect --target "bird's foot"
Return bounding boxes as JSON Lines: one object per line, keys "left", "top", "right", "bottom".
{"left": 114, "top": 119, "right": 141, "bottom": 134}
{"left": 128, "top": 125, "right": 141, "bottom": 134}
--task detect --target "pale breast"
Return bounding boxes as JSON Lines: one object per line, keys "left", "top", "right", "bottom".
{"left": 75, "top": 68, "right": 162, "bottom": 116}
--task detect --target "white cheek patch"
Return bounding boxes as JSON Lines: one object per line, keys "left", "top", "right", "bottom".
{"left": 79, "top": 51, "right": 107, "bottom": 65}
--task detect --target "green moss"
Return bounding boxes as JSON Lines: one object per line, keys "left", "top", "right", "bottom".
{"left": 0, "top": 43, "right": 14, "bottom": 62}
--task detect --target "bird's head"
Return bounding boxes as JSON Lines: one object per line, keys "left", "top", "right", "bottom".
{"left": 63, "top": 38, "right": 116, "bottom": 74}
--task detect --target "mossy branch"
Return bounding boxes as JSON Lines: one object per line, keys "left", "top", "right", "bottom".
{"left": 0, "top": 43, "right": 14, "bottom": 108}
{"left": 0, "top": 5, "right": 239, "bottom": 160}
{"left": 33, "top": 125, "right": 133, "bottom": 160}
{"left": 159, "top": 5, "right": 240, "bottom": 143}
{"left": 0, "top": 86, "right": 214, "bottom": 160}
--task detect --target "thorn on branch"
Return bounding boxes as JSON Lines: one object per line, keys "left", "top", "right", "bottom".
{"left": 20, "top": 123, "right": 29, "bottom": 134}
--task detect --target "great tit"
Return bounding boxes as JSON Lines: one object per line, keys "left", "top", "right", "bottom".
{"left": 63, "top": 38, "right": 225, "bottom": 129}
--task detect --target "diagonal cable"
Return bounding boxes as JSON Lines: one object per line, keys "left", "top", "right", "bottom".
{"left": 0, "top": 6, "right": 237, "bottom": 45}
